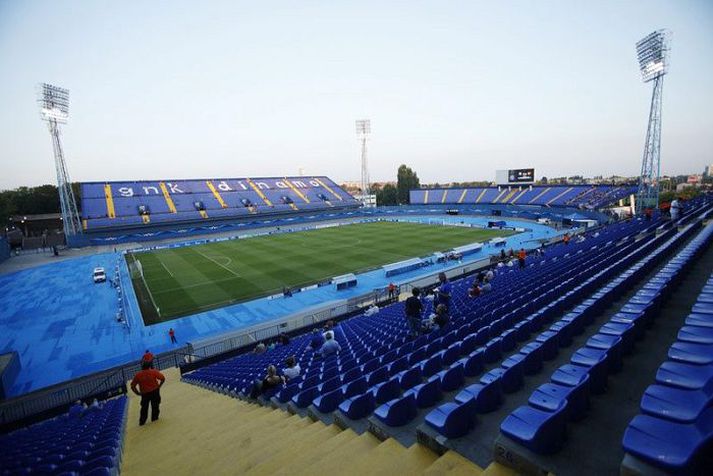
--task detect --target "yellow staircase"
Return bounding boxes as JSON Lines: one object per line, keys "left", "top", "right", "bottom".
{"left": 121, "top": 368, "right": 510, "bottom": 475}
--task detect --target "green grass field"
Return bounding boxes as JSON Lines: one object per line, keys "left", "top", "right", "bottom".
{"left": 128, "top": 221, "right": 515, "bottom": 324}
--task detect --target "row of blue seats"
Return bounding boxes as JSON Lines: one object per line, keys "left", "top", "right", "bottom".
{"left": 342, "top": 223, "right": 668, "bottom": 427}
{"left": 0, "top": 396, "right": 128, "bottom": 476}
{"left": 421, "top": 222, "right": 681, "bottom": 439}
{"left": 497, "top": 220, "right": 713, "bottom": 460}
{"left": 621, "top": 225, "right": 713, "bottom": 475}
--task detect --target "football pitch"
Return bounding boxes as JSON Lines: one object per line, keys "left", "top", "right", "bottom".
{"left": 128, "top": 221, "right": 515, "bottom": 324}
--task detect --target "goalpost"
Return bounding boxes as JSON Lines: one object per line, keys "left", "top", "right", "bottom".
{"left": 127, "top": 253, "right": 161, "bottom": 318}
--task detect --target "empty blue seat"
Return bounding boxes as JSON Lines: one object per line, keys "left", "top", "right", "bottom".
{"left": 678, "top": 326, "right": 713, "bottom": 345}
{"left": 599, "top": 322, "right": 635, "bottom": 357}
{"left": 396, "top": 366, "right": 422, "bottom": 390}
{"left": 361, "top": 358, "right": 379, "bottom": 374}
{"left": 500, "top": 329, "right": 518, "bottom": 351}
{"left": 500, "top": 400, "right": 568, "bottom": 455}
{"left": 518, "top": 342, "right": 544, "bottom": 375}
{"left": 535, "top": 331, "right": 559, "bottom": 360}
{"left": 460, "top": 334, "right": 479, "bottom": 355}
{"left": 419, "top": 353, "right": 443, "bottom": 378}
{"left": 425, "top": 402, "right": 474, "bottom": 438}
{"left": 686, "top": 313, "right": 713, "bottom": 329}
{"left": 371, "top": 378, "right": 401, "bottom": 404}
{"left": 668, "top": 342, "right": 713, "bottom": 365}
{"left": 407, "top": 348, "right": 426, "bottom": 366}
{"left": 338, "top": 391, "right": 375, "bottom": 420}
{"left": 441, "top": 343, "right": 462, "bottom": 366}
{"left": 341, "top": 376, "right": 368, "bottom": 398}
{"left": 454, "top": 379, "right": 502, "bottom": 414}
{"left": 436, "top": 363, "right": 465, "bottom": 392}
{"left": 656, "top": 361, "right": 713, "bottom": 390}
{"left": 366, "top": 367, "right": 388, "bottom": 387}
{"left": 318, "top": 376, "right": 342, "bottom": 393}
{"left": 622, "top": 408, "right": 713, "bottom": 475}
{"left": 407, "top": 375, "right": 442, "bottom": 408}
{"left": 374, "top": 393, "right": 417, "bottom": 427}
{"left": 570, "top": 347, "right": 609, "bottom": 394}
{"left": 486, "top": 364, "right": 523, "bottom": 394}
{"left": 459, "top": 349, "right": 484, "bottom": 377}
{"left": 312, "top": 388, "right": 344, "bottom": 413}
{"left": 640, "top": 380, "right": 713, "bottom": 423}
{"left": 482, "top": 338, "right": 502, "bottom": 363}
{"left": 530, "top": 378, "right": 589, "bottom": 421}
{"left": 275, "top": 384, "right": 300, "bottom": 403}
{"left": 387, "top": 356, "right": 409, "bottom": 375}
{"left": 292, "top": 386, "right": 319, "bottom": 408}
{"left": 342, "top": 367, "right": 363, "bottom": 384}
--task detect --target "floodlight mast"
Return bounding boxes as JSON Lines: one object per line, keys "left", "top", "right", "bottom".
{"left": 37, "top": 83, "right": 82, "bottom": 238}
{"left": 355, "top": 119, "right": 371, "bottom": 201}
{"left": 635, "top": 30, "right": 671, "bottom": 214}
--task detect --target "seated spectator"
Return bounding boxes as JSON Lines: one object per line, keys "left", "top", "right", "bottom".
{"left": 307, "top": 329, "right": 324, "bottom": 351}
{"left": 506, "top": 259, "right": 514, "bottom": 267}
{"left": 485, "top": 269, "right": 494, "bottom": 282}
{"left": 323, "top": 320, "right": 336, "bottom": 340}
{"left": 433, "top": 304, "right": 449, "bottom": 330}
{"left": 468, "top": 285, "right": 481, "bottom": 298}
{"left": 277, "top": 333, "right": 290, "bottom": 345}
{"left": 253, "top": 342, "right": 267, "bottom": 354}
{"left": 320, "top": 333, "right": 341, "bottom": 358}
{"left": 481, "top": 281, "right": 492, "bottom": 293}
{"left": 249, "top": 365, "right": 285, "bottom": 399}
{"left": 282, "top": 356, "right": 301, "bottom": 380}
{"left": 267, "top": 341, "right": 276, "bottom": 351}
{"left": 86, "top": 398, "right": 102, "bottom": 414}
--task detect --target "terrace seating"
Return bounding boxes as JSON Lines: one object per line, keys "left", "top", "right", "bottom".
{"left": 410, "top": 185, "right": 636, "bottom": 208}
{"left": 0, "top": 397, "right": 128, "bottom": 475}
{"left": 80, "top": 176, "right": 359, "bottom": 231}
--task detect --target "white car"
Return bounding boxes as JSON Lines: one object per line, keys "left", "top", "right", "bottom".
{"left": 93, "top": 267, "right": 107, "bottom": 283}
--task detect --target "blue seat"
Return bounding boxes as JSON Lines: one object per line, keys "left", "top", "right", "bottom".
{"left": 341, "top": 376, "right": 368, "bottom": 398}
{"left": 500, "top": 400, "right": 568, "bottom": 455}
{"left": 686, "top": 313, "right": 713, "bottom": 329}
{"left": 599, "top": 322, "right": 635, "bottom": 357}
{"left": 459, "top": 349, "right": 484, "bottom": 377}
{"left": 622, "top": 408, "right": 713, "bottom": 475}
{"left": 312, "top": 388, "right": 345, "bottom": 413}
{"left": 460, "top": 334, "right": 479, "bottom": 355}
{"left": 454, "top": 379, "right": 502, "bottom": 413}
{"left": 668, "top": 342, "right": 713, "bottom": 365}
{"left": 342, "top": 366, "right": 363, "bottom": 384}
{"left": 500, "top": 329, "right": 518, "bottom": 351}
{"left": 570, "top": 347, "right": 609, "bottom": 394}
{"left": 486, "top": 364, "right": 523, "bottom": 394}
{"left": 678, "top": 326, "right": 713, "bottom": 345}
{"left": 551, "top": 363, "right": 589, "bottom": 388}
{"left": 640, "top": 380, "right": 713, "bottom": 423}
{"left": 474, "top": 327, "right": 490, "bottom": 345}
{"left": 275, "top": 384, "right": 300, "bottom": 403}
{"left": 371, "top": 378, "right": 401, "bottom": 404}
{"left": 374, "top": 393, "right": 417, "bottom": 427}
{"left": 656, "top": 361, "right": 713, "bottom": 390}
{"left": 292, "top": 386, "right": 319, "bottom": 408}
{"left": 425, "top": 402, "right": 475, "bottom": 438}
{"left": 529, "top": 379, "right": 589, "bottom": 421}
{"left": 361, "top": 358, "right": 379, "bottom": 374}
{"left": 535, "top": 331, "right": 559, "bottom": 360}
{"left": 436, "top": 363, "right": 465, "bottom": 392}
{"left": 366, "top": 367, "right": 388, "bottom": 387}
{"left": 387, "top": 356, "right": 409, "bottom": 375}
{"left": 692, "top": 302, "right": 713, "bottom": 314}
{"left": 441, "top": 343, "right": 462, "bottom": 366}
{"left": 338, "top": 391, "right": 375, "bottom": 420}
{"left": 518, "top": 342, "right": 544, "bottom": 375}
{"left": 396, "top": 366, "right": 423, "bottom": 390}
{"left": 586, "top": 333, "right": 623, "bottom": 372}
{"left": 482, "top": 338, "right": 502, "bottom": 363}
{"left": 407, "top": 348, "right": 426, "bottom": 366}
{"left": 318, "top": 376, "right": 342, "bottom": 393}
{"left": 407, "top": 375, "right": 442, "bottom": 408}
{"left": 420, "top": 353, "right": 443, "bottom": 378}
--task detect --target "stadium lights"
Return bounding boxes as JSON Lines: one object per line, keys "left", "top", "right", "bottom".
{"left": 634, "top": 30, "right": 671, "bottom": 214}
{"left": 636, "top": 30, "right": 670, "bottom": 83}
{"left": 356, "top": 119, "right": 371, "bottom": 200}
{"left": 38, "top": 83, "right": 70, "bottom": 123}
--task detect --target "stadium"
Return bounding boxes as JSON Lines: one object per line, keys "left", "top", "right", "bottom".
{"left": 2, "top": 3, "right": 713, "bottom": 476}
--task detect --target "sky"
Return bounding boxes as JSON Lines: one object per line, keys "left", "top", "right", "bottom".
{"left": 0, "top": 0, "right": 712, "bottom": 190}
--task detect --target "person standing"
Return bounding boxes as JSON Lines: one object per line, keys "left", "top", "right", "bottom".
{"left": 435, "top": 272, "right": 452, "bottom": 311}
{"left": 130, "top": 361, "right": 166, "bottom": 426}
{"left": 169, "top": 328, "right": 177, "bottom": 344}
{"left": 670, "top": 198, "right": 681, "bottom": 221}
{"left": 142, "top": 349, "right": 154, "bottom": 367}
{"left": 404, "top": 288, "right": 423, "bottom": 337}
{"left": 387, "top": 282, "right": 397, "bottom": 299}
{"left": 517, "top": 248, "right": 526, "bottom": 269}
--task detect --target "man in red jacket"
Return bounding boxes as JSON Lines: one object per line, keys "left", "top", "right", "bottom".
{"left": 131, "top": 361, "right": 166, "bottom": 426}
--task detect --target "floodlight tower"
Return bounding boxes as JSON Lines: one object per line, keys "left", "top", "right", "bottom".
{"left": 355, "top": 119, "right": 371, "bottom": 198}
{"left": 634, "top": 30, "right": 671, "bottom": 214}
{"left": 37, "top": 83, "right": 82, "bottom": 237}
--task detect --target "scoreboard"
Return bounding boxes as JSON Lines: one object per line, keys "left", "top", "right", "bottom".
{"left": 495, "top": 168, "right": 535, "bottom": 185}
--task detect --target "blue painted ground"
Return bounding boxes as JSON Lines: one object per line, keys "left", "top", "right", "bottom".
{"left": 0, "top": 216, "right": 562, "bottom": 396}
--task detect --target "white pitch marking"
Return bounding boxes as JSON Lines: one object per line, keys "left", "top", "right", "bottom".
{"left": 194, "top": 247, "right": 241, "bottom": 277}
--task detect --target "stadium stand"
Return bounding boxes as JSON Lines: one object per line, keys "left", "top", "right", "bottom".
{"left": 410, "top": 184, "right": 636, "bottom": 209}
{"left": 621, "top": 241, "right": 713, "bottom": 474}
{"left": 80, "top": 176, "right": 359, "bottom": 231}
{"left": 0, "top": 396, "right": 127, "bottom": 475}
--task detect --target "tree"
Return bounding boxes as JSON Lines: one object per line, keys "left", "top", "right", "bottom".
{"left": 396, "top": 164, "right": 420, "bottom": 204}
{"left": 376, "top": 183, "right": 398, "bottom": 206}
